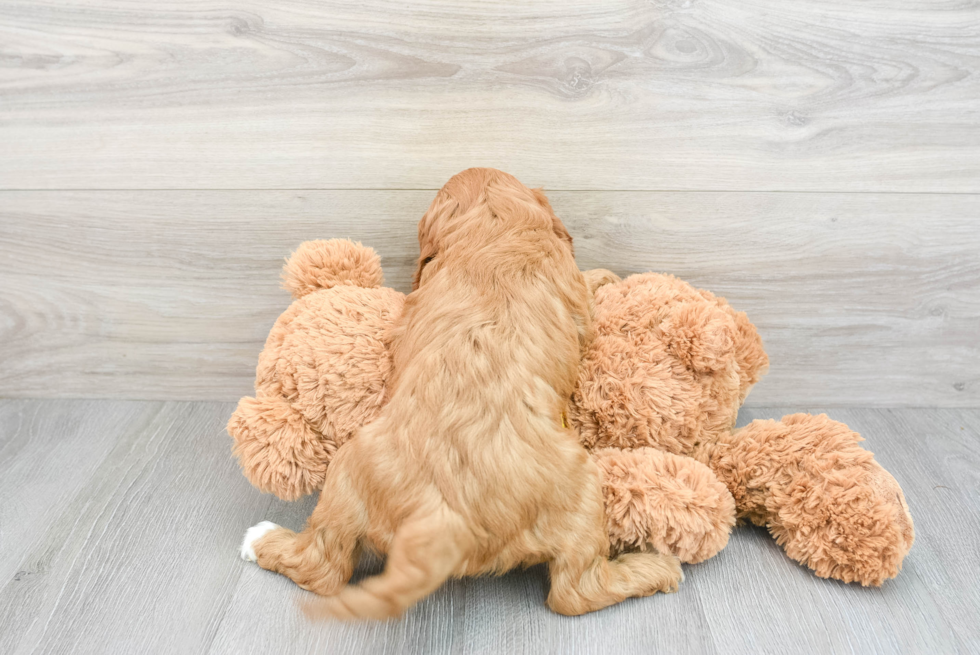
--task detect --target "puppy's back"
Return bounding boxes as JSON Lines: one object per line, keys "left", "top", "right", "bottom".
{"left": 369, "top": 173, "right": 591, "bottom": 539}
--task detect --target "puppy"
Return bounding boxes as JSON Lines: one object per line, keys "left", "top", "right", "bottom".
{"left": 241, "top": 168, "right": 682, "bottom": 618}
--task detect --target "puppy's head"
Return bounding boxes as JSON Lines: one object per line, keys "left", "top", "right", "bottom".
{"left": 413, "top": 168, "right": 574, "bottom": 290}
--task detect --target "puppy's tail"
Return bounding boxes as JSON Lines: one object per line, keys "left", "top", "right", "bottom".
{"left": 302, "top": 509, "right": 470, "bottom": 621}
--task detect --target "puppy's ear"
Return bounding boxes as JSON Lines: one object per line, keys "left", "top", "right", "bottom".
{"left": 412, "top": 252, "right": 434, "bottom": 291}
{"left": 550, "top": 216, "right": 574, "bottom": 255}
{"left": 532, "top": 188, "right": 574, "bottom": 255}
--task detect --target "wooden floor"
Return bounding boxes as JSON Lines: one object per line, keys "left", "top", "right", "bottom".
{"left": 0, "top": 399, "right": 977, "bottom": 654}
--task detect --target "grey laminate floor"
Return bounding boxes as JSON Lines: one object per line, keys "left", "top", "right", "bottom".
{"left": 1, "top": 400, "right": 977, "bottom": 654}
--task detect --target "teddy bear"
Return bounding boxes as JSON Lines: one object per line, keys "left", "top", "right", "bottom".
{"left": 228, "top": 239, "right": 914, "bottom": 586}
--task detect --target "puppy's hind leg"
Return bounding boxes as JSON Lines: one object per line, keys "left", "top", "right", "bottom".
{"left": 305, "top": 506, "right": 473, "bottom": 621}
{"left": 241, "top": 450, "right": 367, "bottom": 596}
{"left": 547, "top": 549, "right": 683, "bottom": 616}
{"left": 544, "top": 478, "right": 683, "bottom": 616}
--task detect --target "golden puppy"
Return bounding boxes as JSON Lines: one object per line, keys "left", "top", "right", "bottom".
{"left": 240, "top": 168, "right": 682, "bottom": 618}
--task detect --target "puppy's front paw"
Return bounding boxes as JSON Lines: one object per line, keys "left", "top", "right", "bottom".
{"left": 240, "top": 521, "right": 280, "bottom": 562}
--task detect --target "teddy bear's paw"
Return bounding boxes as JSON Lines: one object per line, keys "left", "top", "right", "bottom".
{"left": 731, "top": 414, "right": 916, "bottom": 586}
{"left": 228, "top": 396, "right": 330, "bottom": 501}
{"left": 770, "top": 457, "right": 915, "bottom": 586}
{"left": 594, "top": 447, "right": 736, "bottom": 564}
{"left": 240, "top": 521, "right": 281, "bottom": 562}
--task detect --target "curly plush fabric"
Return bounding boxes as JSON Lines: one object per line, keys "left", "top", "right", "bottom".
{"left": 228, "top": 242, "right": 404, "bottom": 500}
{"left": 594, "top": 447, "right": 736, "bottom": 563}
{"left": 569, "top": 273, "right": 767, "bottom": 458}
{"left": 271, "top": 286, "right": 403, "bottom": 440}
{"left": 281, "top": 239, "right": 384, "bottom": 298}
{"left": 566, "top": 272, "right": 912, "bottom": 585}
{"left": 708, "top": 413, "right": 915, "bottom": 585}
{"left": 229, "top": 395, "right": 329, "bottom": 500}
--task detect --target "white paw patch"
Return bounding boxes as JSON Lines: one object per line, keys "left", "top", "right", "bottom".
{"left": 240, "top": 520, "right": 280, "bottom": 562}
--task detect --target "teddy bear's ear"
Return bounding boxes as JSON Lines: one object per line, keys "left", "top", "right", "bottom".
{"left": 281, "top": 239, "right": 384, "bottom": 299}
{"left": 729, "top": 308, "right": 770, "bottom": 398}
{"left": 661, "top": 302, "right": 737, "bottom": 374}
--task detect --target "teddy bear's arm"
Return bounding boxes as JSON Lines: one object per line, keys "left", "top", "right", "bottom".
{"left": 593, "top": 447, "right": 736, "bottom": 564}
{"left": 707, "top": 413, "right": 915, "bottom": 586}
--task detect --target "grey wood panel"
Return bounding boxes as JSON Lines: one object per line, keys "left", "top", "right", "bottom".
{"left": 212, "top": 549, "right": 716, "bottom": 655}
{"left": 699, "top": 406, "right": 980, "bottom": 654}
{"left": 1, "top": 401, "right": 976, "bottom": 654}
{"left": 1, "top": 0, "right": 978, "bottom": 191}
{"left": 827, "top": 407, "right": 980, "bottom": 651}
{"left": 0, "top": 400, "right": 149, "bottom": 601}
{"left": 2, "top": 190, "right": 977, "bottom": 406}
{"left": 0, "top": 400, "right": 265, "bottom": 654}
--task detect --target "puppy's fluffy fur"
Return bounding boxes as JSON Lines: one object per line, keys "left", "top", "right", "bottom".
{"left": 246, "top": 168, "right": 682, "bottom": 618}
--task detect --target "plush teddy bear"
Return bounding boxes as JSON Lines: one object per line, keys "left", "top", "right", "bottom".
{"left": 229, "top": 239, "right": 914, "bottom": 586}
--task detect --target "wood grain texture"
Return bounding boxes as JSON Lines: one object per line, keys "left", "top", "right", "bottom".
{"left": 822, "top": 407, "right": 980, "bottom": 652}
{"left": 1, "top": 0, "right": 979, "bottom": 191}
{"left": 0, "top": 401, "right": 977, "bottom": 654}
{"left": 1, "top": 190, "right": 977, "bottom": 406}
{"left": 718, "top": 407, "right": 980, "bottom": 654}
{"left": 0, "top": 400, "right": 266, "bottom": 654}
{"left": 0, "top": 400, "right": 149, "bottom": 605}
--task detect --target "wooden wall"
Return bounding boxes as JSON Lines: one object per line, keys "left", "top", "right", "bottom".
{"left": 1, "top": 0, "right": 978, "bottom": 405}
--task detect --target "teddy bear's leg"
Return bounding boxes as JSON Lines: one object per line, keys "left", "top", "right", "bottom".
{"left": 592, "top": 447, "right": 736, "bottom": 564}
{"left": 227, "top": 395, "right": 331, "bottom": 501}
{"left": 706, "top": 413, "right": 915, "bottom": 586}
{"left": 241, "top": 447, "right": 368, "bottom": 596}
